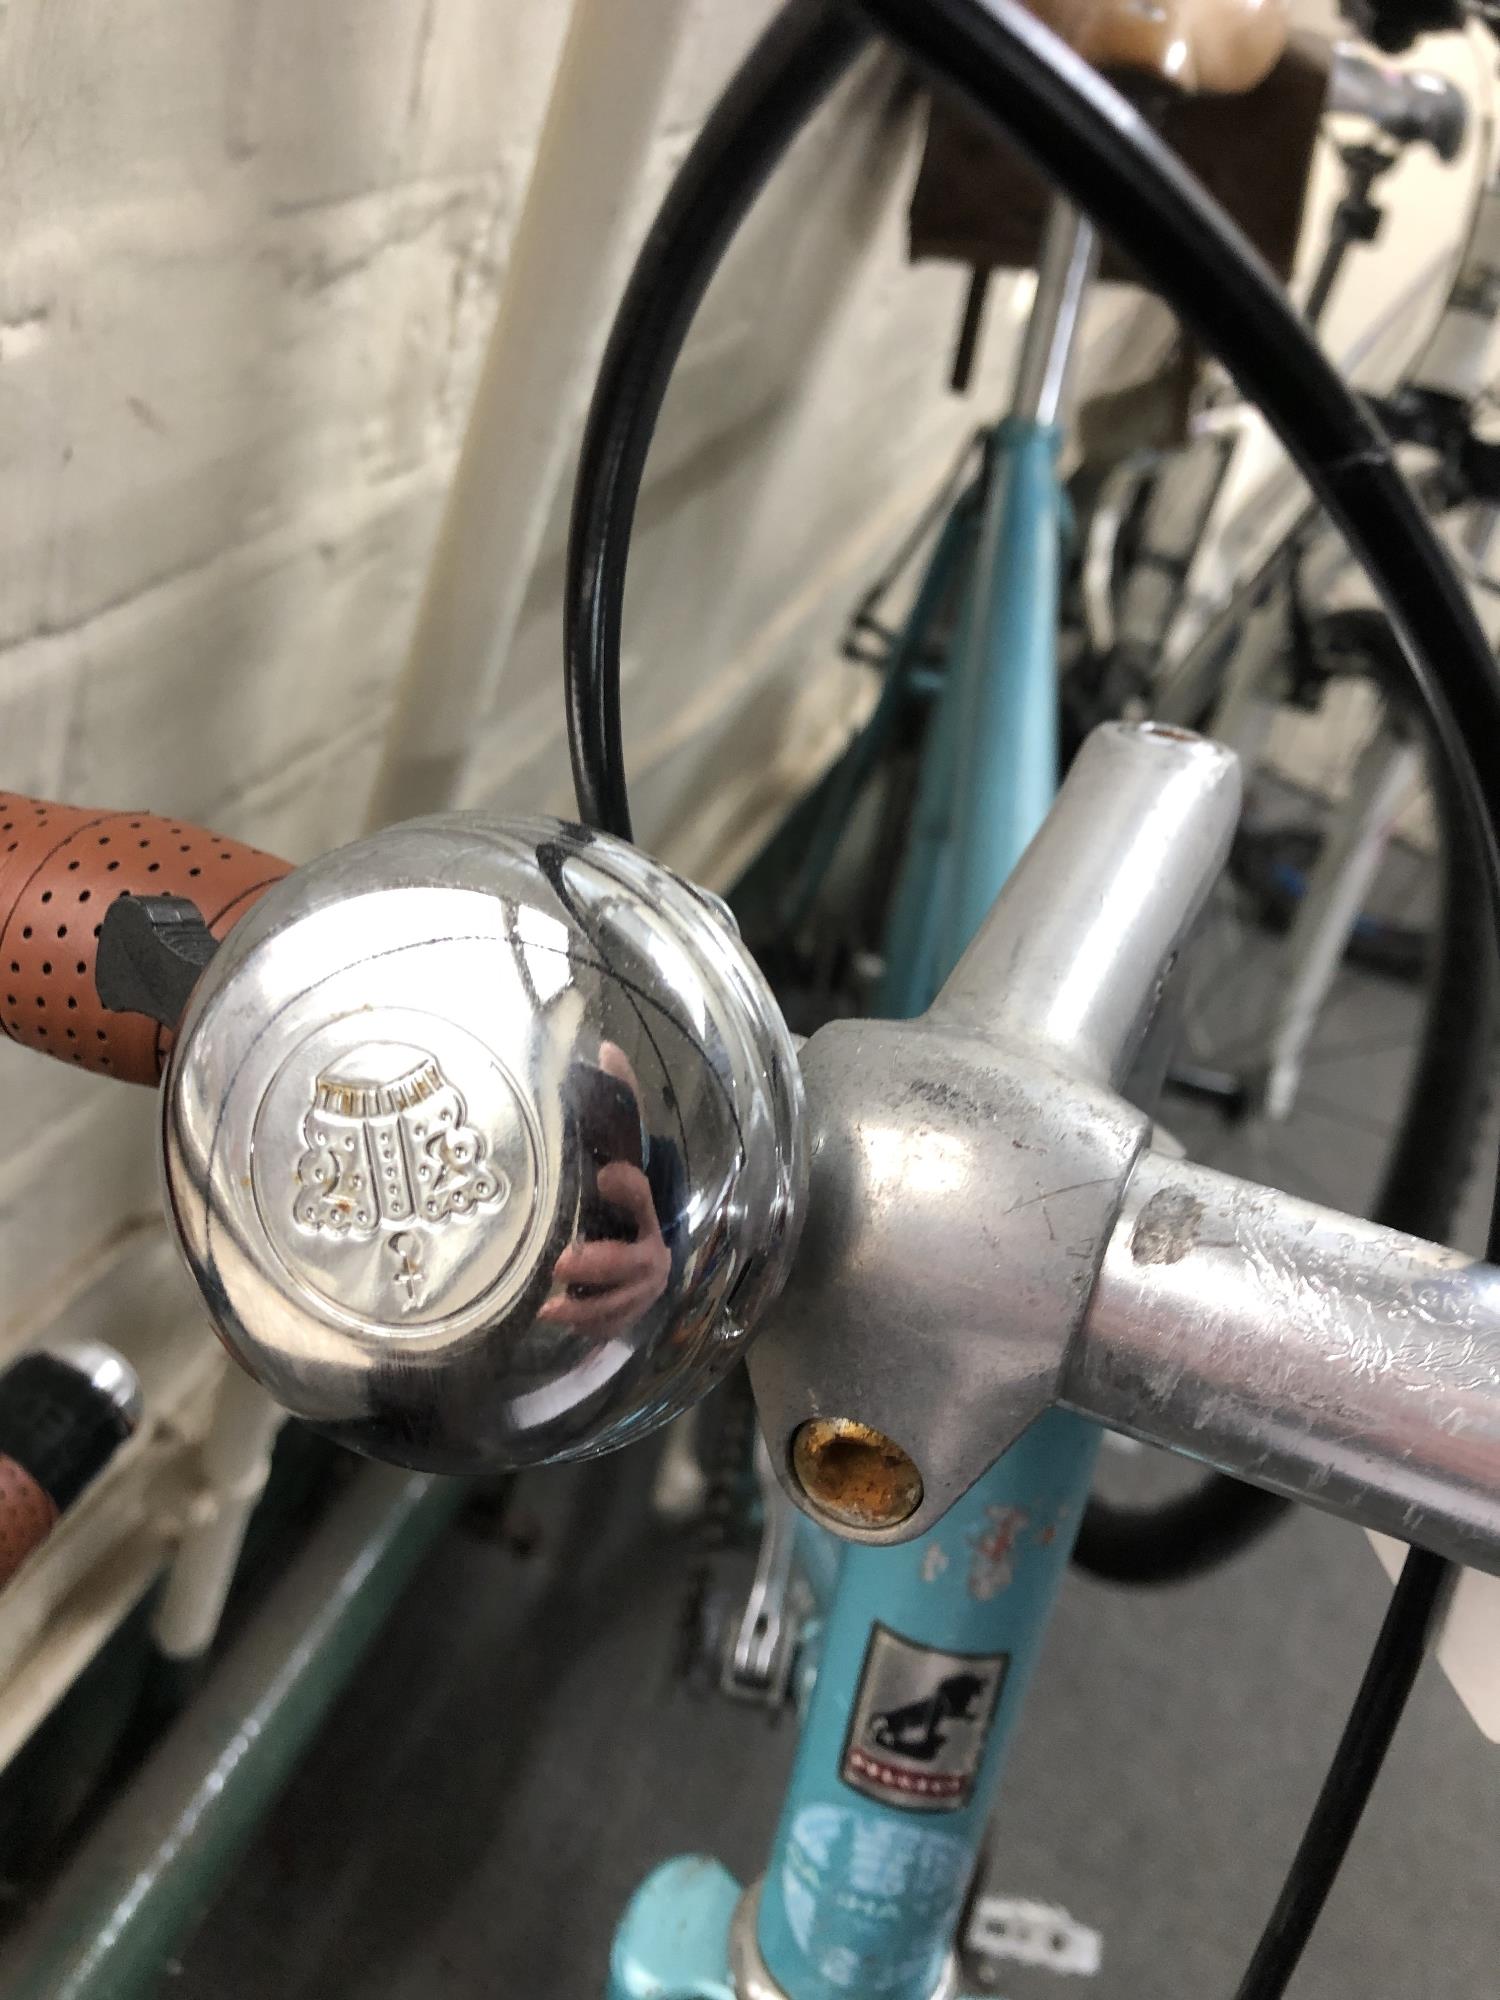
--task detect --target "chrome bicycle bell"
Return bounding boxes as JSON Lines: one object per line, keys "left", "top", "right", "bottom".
{"left": 162, "top": 816, "right": 806, "bottom": 1473}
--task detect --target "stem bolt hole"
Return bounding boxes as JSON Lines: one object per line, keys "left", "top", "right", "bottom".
{"left": 791, "top": 1418, "right": 924, "bottom": 1531}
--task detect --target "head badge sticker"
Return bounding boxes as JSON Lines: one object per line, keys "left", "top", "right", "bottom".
{"left": 841, "top": 1624, "right": 1008, "bottom": 1813}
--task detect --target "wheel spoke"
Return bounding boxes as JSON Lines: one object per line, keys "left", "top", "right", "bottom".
{"left": 1289, "top": 1086, "right": 1395, "bottom": 1139}
{"left": 1294, "top": 1029, "right": 1419, "bottom": 1070}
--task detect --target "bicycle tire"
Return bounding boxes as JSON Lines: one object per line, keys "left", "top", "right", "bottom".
{"left": 1074, "top": 611, "right": 1496, "bottom": 1586}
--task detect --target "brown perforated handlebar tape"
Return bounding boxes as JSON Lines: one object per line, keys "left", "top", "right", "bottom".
{"left": 0, "top": 795, "right": 290, "bottom": 1086}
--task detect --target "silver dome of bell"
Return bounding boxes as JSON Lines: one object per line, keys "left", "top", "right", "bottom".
{"left": 162, "top": 815, "right": 805, "bottom": 1474}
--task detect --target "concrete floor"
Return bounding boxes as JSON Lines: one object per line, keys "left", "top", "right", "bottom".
{"left": 170, "top": 1441, "right": 1498, "bottom": 2000}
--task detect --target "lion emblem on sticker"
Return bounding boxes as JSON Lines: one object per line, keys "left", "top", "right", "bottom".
{"left": 841, "top": 1625, "right": 1008, "bottom": 1812}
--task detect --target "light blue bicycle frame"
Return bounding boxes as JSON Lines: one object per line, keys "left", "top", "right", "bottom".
{"left": 612, "top": 205, "right": 1102, "bottom": 2000}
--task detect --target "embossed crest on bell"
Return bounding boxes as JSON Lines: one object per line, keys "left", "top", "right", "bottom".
{"left": 292, "top": 1042, "right": 508, "bottom": 1241}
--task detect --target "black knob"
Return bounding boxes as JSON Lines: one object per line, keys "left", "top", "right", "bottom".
{"left": 96, "top": 894, "right": 220, "bottom": 1029}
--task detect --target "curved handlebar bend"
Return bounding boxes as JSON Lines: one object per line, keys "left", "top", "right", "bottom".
{"left": 0, "top": 794, "right": 290, "bottom": 1085}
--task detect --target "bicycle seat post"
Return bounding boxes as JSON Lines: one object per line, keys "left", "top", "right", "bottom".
{"left": 932, "top": 200, "right": 1099, "bottom": 972}
{"left": 1010, "top": 199, "right": 1099, "bottom": 429}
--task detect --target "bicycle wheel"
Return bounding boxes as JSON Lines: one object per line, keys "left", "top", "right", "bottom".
{"left": 1075, "top": 599, "right": 1496, "bottom": 1584}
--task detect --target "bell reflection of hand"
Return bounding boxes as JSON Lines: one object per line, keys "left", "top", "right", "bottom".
{"left": 540, "top": 1160, "right": 671, "bottom": 1332}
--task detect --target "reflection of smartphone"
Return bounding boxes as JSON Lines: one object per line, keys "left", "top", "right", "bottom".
{"left": 570, "top": 1060, "right": 647, "bottom": 1243}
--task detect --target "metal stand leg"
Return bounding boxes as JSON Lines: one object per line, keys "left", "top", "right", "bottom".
{"left": 1264, "top": 719, "right": 1419, "bottom": 1121}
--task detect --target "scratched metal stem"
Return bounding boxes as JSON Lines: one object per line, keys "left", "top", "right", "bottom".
{"left": 756, "top": 721, "right": 1500, "bottom": 1571}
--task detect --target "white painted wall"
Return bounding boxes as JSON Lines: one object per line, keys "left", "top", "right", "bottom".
{"left": 0, "top": 8, "right": 981, "bottom": 1344}
{"left": 0, "top": 0, "right": 1183, "bottom": 1361}
{"left": 0, "top": 0, "right": 1071, "bottom": 1729}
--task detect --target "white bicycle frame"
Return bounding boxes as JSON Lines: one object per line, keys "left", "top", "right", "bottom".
{"left": 1084, "top": 128, "right": 1500, "bottom": 1129}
